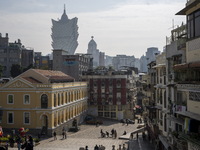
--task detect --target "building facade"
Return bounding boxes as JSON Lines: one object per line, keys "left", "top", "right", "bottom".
{"left": 53, "top": 50, "right": 92, "bottom": 81}
{"left": 51, "top": 6, "right": 78, "bottom": 55}
{"left": 83, "top": 69, "right": 137, "bottom": 120}
{"left": 0, "top": 33, "right": 34, "bottom": 77}
{"left": 0, "top": 69, "right": 88, "bottom": 136}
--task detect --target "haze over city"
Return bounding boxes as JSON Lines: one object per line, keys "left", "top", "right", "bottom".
{"left": 0, "top": 0, "right": 185, "bottom": 58}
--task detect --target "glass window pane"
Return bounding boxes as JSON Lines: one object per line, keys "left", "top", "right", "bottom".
{"left": 195, "top": 16, "right": 200, "bottom": 37}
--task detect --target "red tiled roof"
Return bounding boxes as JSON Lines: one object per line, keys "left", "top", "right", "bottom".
{"left": 32, "top": 69, "right": 74, "bottom": 80}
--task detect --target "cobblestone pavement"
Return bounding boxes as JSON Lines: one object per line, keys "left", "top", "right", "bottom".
{"left": 10, "top": 119, "right": 155, "bottom": 150}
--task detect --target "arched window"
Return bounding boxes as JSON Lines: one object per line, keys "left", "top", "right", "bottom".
{"left": 58, "top": 94, "right": 60, "bottom": 106}
{"left": 54, "top": 94, "right": 56, "bottom": 107}
{"left": 41, "top": 94, "right": 48, "bottom": 109}
{"left": 164, "top": 114, "right": 167, "bottom": 132}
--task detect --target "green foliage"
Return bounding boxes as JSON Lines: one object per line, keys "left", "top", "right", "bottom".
{"left": 10, "top": 64, "right": 22, "bottom": 77}
{"left": 0, "top": 137, "right": 9, "bottom": 142}
{"left": 33, "top": 138, "right": 40, "bottom": 143}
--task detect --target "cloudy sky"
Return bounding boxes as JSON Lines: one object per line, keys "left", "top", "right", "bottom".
{"left": 0, "top": 0, "right": 186, "bottom": 58}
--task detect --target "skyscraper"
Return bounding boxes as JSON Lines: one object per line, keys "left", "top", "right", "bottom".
{"left": 51, "top": 5, "right": 78, "bottom": 54}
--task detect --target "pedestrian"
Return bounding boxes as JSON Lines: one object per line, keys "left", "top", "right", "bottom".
{"left": 126, "top": 119, "right": 129, "bottom": 126}
{"left": 106, "top": 131, "right": 109, "bottom": 138}
{"left": 62, "top": 130, "right": 65, "bottom": 139}
{"left": 85, "top": 145, "right": 88, "bottom": 150}
{"left": 111, "top": 129, "right": 114, "bottom": 138}
{"left": 114, "top": 130, "right": 117, "bottom": 139}
{"left": 122, "top": 144, "right": 126, "bottom": 150}
{"left": 94, "top": 144, "right": 99, "bottom": 150}
{"left": 142, "top": 132, "right": 146, "bottom": 140}
{"left": 136, "top": 132, "right": 139, "bottom": 140}
{"left": 64, "top": 130, "right": 67, "bottom": 139}
{"left": 130, "top": 133, "right": 133, "bottom": 140}
{"left": 25, "top": 135, "right": 33, "bottom": 150}
{"left": 15, "top": 135, "right": 22, "bottom": 150}
{"left": 53, "top": 131, "right": 57, "bottom": 140}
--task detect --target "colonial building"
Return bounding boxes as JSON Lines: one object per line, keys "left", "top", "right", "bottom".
{"left": 83, "top": 68, "right": 137, "bottom": 120}
{"left": 0, "top": 69, "right": 88, "bottom": 136}
{"left": 51, "top": 6, "right": 78, "bottom": 55}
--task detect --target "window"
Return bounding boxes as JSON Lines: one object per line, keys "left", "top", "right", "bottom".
{"left": 104, "top": 112, "right": 110, "bottom": 117}
{"left": 24, "top": 112, "right": 30, "bottom": 124}
{"left": 118, "top": 105, "right": 122, "bottom": 111}
{"left": 111, "top": 112, "right": 116, "bottom": 118}
{"left": 187, "top": 9, "right": 200, "bottom": 39}
{"left": 24, "top": 94, "right": 30, "bottom": 104}
{"left": 41, "top": 94, "right": 48, "bottom": 109}
{"left": 7, "top": 94, "right": 14, "bottom": 104}
{"left": 7, "top": 112, "right": 14, "bottom": 124}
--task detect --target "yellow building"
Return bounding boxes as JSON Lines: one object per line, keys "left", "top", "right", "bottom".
{"left": 0, "top": 69, "right": 88, "bottom": 136}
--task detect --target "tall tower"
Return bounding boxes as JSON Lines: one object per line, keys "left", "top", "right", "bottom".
{"left": 51, "top": 5, "right": 79, "bottom": 54}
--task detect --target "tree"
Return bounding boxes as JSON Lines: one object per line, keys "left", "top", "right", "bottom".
{"left": 10, "top": 64, "right": 22, "bottom": 78}
{"left": 23, "top": 64, "right": 34, "bottom": 72}
{"left": 0, "top": 64, "right": 3, "bottom": 78}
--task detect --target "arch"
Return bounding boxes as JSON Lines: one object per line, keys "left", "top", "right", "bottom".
{"left": 41, "top": 114, "right": 48, "bottom": 135}
{"left": 164, "top": 114, "right": 167, "bottom": 132}
{"left": 54, "top": 93, "right": 56, "bottom": 107}
{"left": 41, "top": 94, "right": 48, "bottom": 109}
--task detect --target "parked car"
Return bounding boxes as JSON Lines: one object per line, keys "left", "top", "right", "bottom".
{"left": 85, "top": 115, "right": 103, "bottom": 125}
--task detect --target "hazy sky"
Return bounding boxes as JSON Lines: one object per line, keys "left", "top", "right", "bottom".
{"left": 0, "top": 0, "right": 186, "bottom": 58}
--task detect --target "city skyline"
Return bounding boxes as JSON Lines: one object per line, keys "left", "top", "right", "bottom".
{"left": 0, "top": 0, "right": 185, "bottom": 58}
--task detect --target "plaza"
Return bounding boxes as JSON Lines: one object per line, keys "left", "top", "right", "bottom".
{"left": 10, "top": 118, "right": 155, "bottom": 150}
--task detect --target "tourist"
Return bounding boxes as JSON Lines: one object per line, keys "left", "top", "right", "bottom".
{"left": 15, "top": 135, "right": 22, "bottom": 150}
{"left": 94, "top": 144, "right": 99, "bottom": 150}
{"left": 53, "top": 131, "right": 57, "bottom": 140}
{"left": 106, "top": 131, "right": 109, "bottom": 138}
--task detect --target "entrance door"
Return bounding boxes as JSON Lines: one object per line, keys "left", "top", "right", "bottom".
{"left": 41, "top": 115, "right": 48, "bottom": 135}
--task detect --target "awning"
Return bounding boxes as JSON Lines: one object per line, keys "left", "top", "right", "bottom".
{"left": 173, "top": 63, "right": 188, "bottom": 70}
{"left": 175, "top": 111, "right": 200, "bottom": 121}
{"left": 174, "top": 61, "right": 200, "bottom": 70}
{"left": 159, "top": 135, "right": 170, "bottom": 149}
{"left": 152, "top": 64, "right": 166, "bottom": 68}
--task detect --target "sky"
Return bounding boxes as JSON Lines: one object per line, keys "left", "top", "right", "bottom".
{"left": 0, "top": 0, "right": 186, "bottom": 58}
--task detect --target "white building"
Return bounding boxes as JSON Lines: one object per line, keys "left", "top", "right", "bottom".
{"left": 51, "top": 6, "right": 78, "bottom": 55}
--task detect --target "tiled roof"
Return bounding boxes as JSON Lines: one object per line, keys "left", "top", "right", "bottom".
{"left": 22, "top": 77, "right": 42, "bottom": 83}
{"left": 33, "top": 69, "right": 74, "bottom": 81}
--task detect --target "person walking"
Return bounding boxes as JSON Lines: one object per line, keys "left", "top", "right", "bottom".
{"left": 136, "top": 132, "right": 139, "bottom": 140}
{"left": 25, "top": 135, "right": 33, "bottom": 150}
{"left": 16, "top": 135, "right": 22, "bottom": 150}
{"left": 53, "top": 131, "right": 57, "bottom": 140}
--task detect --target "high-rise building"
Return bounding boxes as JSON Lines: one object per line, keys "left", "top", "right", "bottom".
{"left": 51, "top": 6, "right": 78, "bottom": 55}
{"left": 0, "top": 33, "right": 34, "bottom": 77}
{"left": 87, "top": 36, "right": 100, "bottom": 68}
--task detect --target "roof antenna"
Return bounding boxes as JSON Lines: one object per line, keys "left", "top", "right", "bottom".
{"left": 64, "top": 4, "right": 66, "bottom": 14}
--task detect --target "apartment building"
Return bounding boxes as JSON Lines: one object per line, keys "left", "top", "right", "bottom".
{"left": 83, "top": 68, "right": 137, "bottom": 120}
